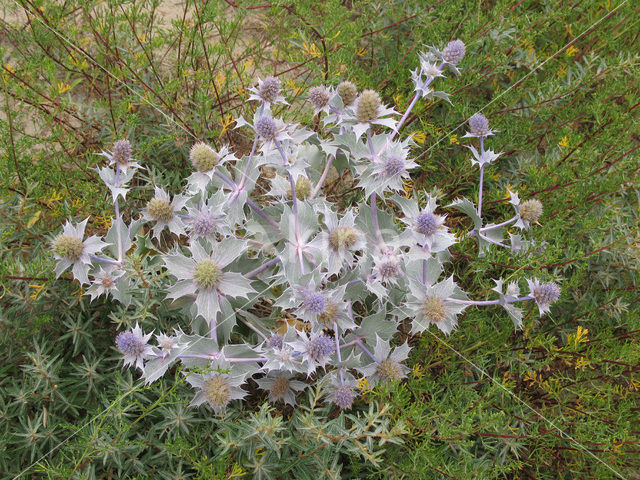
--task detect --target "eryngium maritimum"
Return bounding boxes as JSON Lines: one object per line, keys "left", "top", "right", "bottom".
{"left": 308, "top": 86, "right": 330, "bottom": 110}
{"left": 468, "top": 113, "right": 490, "bottom": 137}
{"left": 190, "top": 142, "right": 219, "bottom": 172}
{"left": 337, "top": 81, "right": 357, "bottom": 106}
{"left": 258, "top": 76, "right": 281, "bottom": 103}
{"left": 52, "top": 218, "right": 108, "bottom": 285}
{"left": 527, "top": 278, "right": 560, "bottom": 315}
{"left": 255, "top": 116, "right": 278, "bottom": 140}
{"left": 112, "top": 139, "right": 131, "bottom": 166}
{"left": 115, "top": 323, "right": 152, "bottom": 370}
{"left": 442, "top": 39, "right": 466, "bottom": 65}
{"left": 519, "top": 199, "right": 543, "bottom": 223}
{"left": 187, "top": 369, "right": 247, "bottom": 413}
{"left": 356, "top": 90, "right": 381, "bottom": 123}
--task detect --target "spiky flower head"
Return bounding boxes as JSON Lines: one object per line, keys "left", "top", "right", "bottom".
{"left": 357, "top": 335, "right": 411, "bottom": 386}
{"left": 116, "top": 331, "right": 147, "bottom": 358}
{"left": 303, "top": 291, "right": 327, "bottom": 315}
{"left": 203, "top": 375, "right": 231, "bottom": 410}
{"left": 53, "top": 234, "right": 84, "bottom": 261}
{"left": 259, "top": 76, "right": 281, "bottom": 103}
{"left": 115, "top": 323, "right": 152, "bottom": 370}
{"left": 191, "top": 212, "right": 218, "bottom": 237}
{"left": 415, "top": 212, "right": 439, "bottom": 237}
{"left": 146, "top": 197, "right": 174, "bottom": 222}
{"left": 186, "top": 366, "right": 248, "bottom": 413}
{"left": 383, "top": 155, "right": 406, "bottom": 177}
{"left": 192, "top": 259, "right": 222, "bottom": 291}
{"left": 337, "top": 81, "right": 357, "bottom": 106}
{"left": 308, "top": 86, "right": 330, "bottom": 110}
{"left": 317, "top": 301, "right": 340, "bottom": 327}
{"left": 376, "top": 254, "right": 402, "bottom": 283}
{"left": 377, "top": 358, "right": 404, "bottom": 382}
{"left": 333, "top": 384, "right": 355, "bottom": 410}
{"left": 356, "top": 89, "right": 381, "bottom": 123}
{"left": 190, "top": 142, "right": 219, "bottom": 172}
{"left": 255, "top": 116, "right": 278, "bottom": 140}
{"left": 442, "top": 39, "right": 466, "bottom": 65}
{"left": 527, "top": 278, "right": 560, "bottom": 315}
{"left": 267, "top": 334, "right": 284, "bottom": 349}
{"left": 306, "top": 335, "right": 336, "bottom": 361}
{"left": 519, "top": 199, "right": 543, "bottom": 223}
{"left": 256, "top": 372, "right": 307, "bottom": 406}
{"left": 112, "top": 139, "right": 131, "bottom": 166}
{"left": 328, "top": 226, "right": 359, "bottom": 251}
{"left": 422, "top": 296, "right": 447, "bottom": 324}
{"left": 532, "top": 281, "right": 560, "bottom": 306}
{"left": 469, "top": 113, "right": 490, "bottom": 137}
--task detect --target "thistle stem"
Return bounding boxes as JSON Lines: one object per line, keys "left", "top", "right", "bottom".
{"left": 478, "top": 136, "right": 485, "bottom": 218}
{"left": 113, "top": 165, "right": 123, "bottom": 262}
{"left": 481, "top": 216, "right": 518, "bottom": 231}
{"left": 334, "top": 321, "right": 344, "bottom": 384}
{"left": 356, "top": 339, "right": 377, "bottom": 362}
{"left": 370, "top": 192, "right": 385, "bottom": 248}
{"left": 214, "top": 170, "right": 280, "bottom": 230}
{"left": 238, "top": 316, "right": 268, "bottom": 341}
{"left": 309, "top": 154, "right": 334, "bottom": 199}
{"left": 275, "top": 139, "right": 305, "bottom": 273}
{"left": 245, "top": 257, "right": 281, "bottom": 278}
{"left": 479, "top": 231, "right": 514, "bottom": 250}
{"left": 446, "top": 295, "right": 533, "bottom": 306}
{"left": 238, "top": 102, "right": 263, "bottom": 190}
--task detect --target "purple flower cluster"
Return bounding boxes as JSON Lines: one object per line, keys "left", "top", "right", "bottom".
{"left": 53, "top": 38, "right": 562, "bottom": 413}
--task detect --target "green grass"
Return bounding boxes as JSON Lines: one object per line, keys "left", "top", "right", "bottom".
{"left": 1, "top": 0, "right": 639, "bottom": 478}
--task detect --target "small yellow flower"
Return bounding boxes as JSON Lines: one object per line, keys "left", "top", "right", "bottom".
{"left": 449, "top": 134, "right": 459, "bottom": 145}
{"left": 57, "top": 82, "right": 71, "bottom": 95}
{"left": 410, "top": 131, "right": 426, "bottom": 145}
{"left": 355, "top": 47, "right": 367, "bottom": 57}
{"left": 566, "top": 45, "right": 578, "bottom": 58}
{"left": 558, "top": 136, "right": 570, "bottom": 148}
{"left": 302, "top": 42, "right": 322, "bottom": 58}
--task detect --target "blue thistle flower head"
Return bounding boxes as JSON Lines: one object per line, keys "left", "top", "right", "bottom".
{"left": 442, "top": 39, "right": 466, "bottom": 65}
{"left": 255, "top": 116, "right": 278, "bottom": 140}
{"left": 333, "top": 384, "right": 356, "bottom": 409}
{"left": 267, "top": 334, "right": 284, "bottom": 349}
{"left": 307, "top": 335, "right": 335, "bottom": 361}
{"left": 415, "top": 212, "right": 439, "bottom": 236}
{"left": 303, "top": 291, "right": 327, "bottom": 315}
{"left": 116, "top": 331, "right": 145, "bottom": 357}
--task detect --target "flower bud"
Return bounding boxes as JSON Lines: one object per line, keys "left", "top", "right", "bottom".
{"left": 258, "top": 76, "right": 281, "bottom": 103}
{"left": 415, "top": 212, "right": 438, "bottom": 236}
{"left": 337, "top": 81, "right": 357, "bottom": 106}
{"left": 333, "top": 384, "right": 355, "bottom": 409}
{"left": 519, "top": 199, "right": 543, "bottom": 223}
{"left": 303, "top": 291, "right": 327, "bottom": 315}
{"left": 146, "top": 198, "right": 174, "bottom": 222}
{"left": 292, "top": 176, "right": 312, "bottom": 201}
{"left": 377, "top": 358, "right": 403, "bottom": 382}
{"left": 193, "top": 259, "right": 222, "bottom": 290}
{"left": 116, "top": 331, "right": 146, "bottom": 357}
{"left": 271, "top": 376, "right": 290, "bottom": 399}
{"left": 112, "top": 139, "right": 131, "bottom": 166}
{"left": 255, "top": 116, "right": 277, "bottom": 140}
{"left": 328, "top": 226, "right": 359, "bottom": 251}
{"left": 52, "top": 234, "right": 85, "bottom": 261}
{"left": 308, "top": 86, "right": 330, "bottom": 110}
{"left": 190, "top": 142, "right": 219, "bottom": 172}
{"left": 468, "top": 113, "right": 490, "bottom": 137}
{"left": 307, "top": 335, "right": 335, "bottom": 361}
{"left": 442, "top": 39, "right": 466, "bottom": 65}
{"left": 203, "top": 375, "right": 231, "bottom": 410}
{"left": 383, "top": 155, "right": 405, "bottom": 177}
{"left": 422, "top": 296, "right": 446, "bottom": 324}
{"left": 532, "top": 282, "right": 560, "bottom": 306}
{"left": 356, "top": 89, "right": 381, "bottom": 123}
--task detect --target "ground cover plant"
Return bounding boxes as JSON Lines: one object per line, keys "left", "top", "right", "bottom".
{"left": 1, "top": 1, "right": 639, "bottom": 479}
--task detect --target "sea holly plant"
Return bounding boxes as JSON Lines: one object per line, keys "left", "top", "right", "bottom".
{"left": 51, "top": 40, "right": 561, "bottom": 414}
